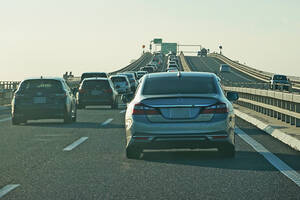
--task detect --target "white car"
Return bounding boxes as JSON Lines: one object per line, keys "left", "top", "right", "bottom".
{"left": 109, "top": 75, "right": 131, "bottom": 94}
{"left": 219, "top": 64, "right": 231, "bottom": 72}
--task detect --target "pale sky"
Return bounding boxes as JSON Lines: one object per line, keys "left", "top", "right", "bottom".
{"left": 0, "top": 0, "right": 299, "bottom": 81}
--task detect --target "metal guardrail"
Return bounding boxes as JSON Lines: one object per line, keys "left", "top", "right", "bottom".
{"left": 224, "top": 86, "right": 300, "bottom": 127}
{"left": 209, "top": 53, "right": 300, "bottom": 89}
{"left": 0, "top": 81, "right": 20, "bottom": 105}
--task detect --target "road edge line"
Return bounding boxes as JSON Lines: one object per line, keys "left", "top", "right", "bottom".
{"left": 235, "top": 109, "right": 300, "bottom": 151}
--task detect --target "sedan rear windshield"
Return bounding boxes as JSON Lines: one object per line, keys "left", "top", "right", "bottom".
{"left": 82, "top": 80, "right": 110, "bottom": 89}
{"left": 19, "top": 80, "right": 63, "bottom": 93}
{"left": 143, "top": 76, "right": 217, "bottom": 95}
{"left": 111, "top": 77, "right": 127, "bottom": 82}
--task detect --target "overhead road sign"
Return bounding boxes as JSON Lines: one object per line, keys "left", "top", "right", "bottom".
{"left": 153, "top": 38, "right": 162, "bottom": 44}
{"left": 161, "top": 43, "right": 177, "bottom": 55}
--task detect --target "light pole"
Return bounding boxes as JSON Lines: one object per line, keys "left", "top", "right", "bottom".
{"left": 219, "top": 45, "right": 223, "bottom": 55}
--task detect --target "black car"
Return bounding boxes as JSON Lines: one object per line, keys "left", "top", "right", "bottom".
{"left": 11, "top": 77, "right": 77, "bottom": 125}
{"left": 80, "top": 72, "right": 108, "bottom": 83}
{"left": 76, "top": 77, "right": 118, "bottom": 109}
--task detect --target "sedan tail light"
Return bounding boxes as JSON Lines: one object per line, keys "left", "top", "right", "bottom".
{"left": 79, "top": 88, "right": 85, "bottom": 93}
{"left": 104, "top": 88, "right": 112, "bottom": 93}
{"left": 132, "top": 103, "right": 160, "bottom": 115}
{"left": 202, "top": 103, "right": 228, "bottom": 114}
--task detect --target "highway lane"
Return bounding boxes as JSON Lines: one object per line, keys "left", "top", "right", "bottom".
{"left": 186, "top": 56, "right": 265, "bottom": 84}
{"left": 0, "top": 105, "right": 300, "bottom": 199}
{"left": 1, "top": 55, "right": 300, "bottom": 199}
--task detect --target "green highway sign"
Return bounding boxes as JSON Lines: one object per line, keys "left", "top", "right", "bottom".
{"left": 153, "top": 38, "right": 162, "bottom": 44}
{"left": 161, "top": 43, "right": 177, "bottom": 55}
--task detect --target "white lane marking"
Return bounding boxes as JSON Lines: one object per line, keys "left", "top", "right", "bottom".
{"left": 120, "top": 110, "right": 126, "bottom": 114}
{"left": 0, "top": 184, "right": 20, "bottom": 198}
{"left": 63, "top": 137, "right": 88, "bottom": 151}
{"left": 236, "top": 127, "right": 300, "bottom": 187}
{"left": 0, "top": 117, "right": 11, "bottom": 123}
{"left": 101, "top": 118, "right": 113, "bottom": 126}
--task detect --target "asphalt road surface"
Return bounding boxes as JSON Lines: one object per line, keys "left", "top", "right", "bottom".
{"left": 0, "top": 105, "right": 299, "bottom": 200}
{"left": 0, "top": 56, "right": 299, "bottom": 199}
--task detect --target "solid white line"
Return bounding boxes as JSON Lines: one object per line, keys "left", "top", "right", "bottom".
{"left": 63, "top": 137, "right": 88, "bottom": 151}
{"left": 101, "top": 118, "right": 113, "bottom": 126}
{"left": 236, "top": 127, "right": 300, "bottom": 187}
{"left": 120, "top": 110, "right": 126, "bottom": 114}
{"left": 0, "top": 117, "right": 11, "bottom": 123}
{"left": 0, "top": 184, "right": 20, "bottom": 198}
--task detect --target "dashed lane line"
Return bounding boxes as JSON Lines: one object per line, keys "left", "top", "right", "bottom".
{"left": 120, "top": 110, "right": 126, "bottom": 114}
{"left": 236, "top": 127, "right": 300, "bottom": 187}
{"left": 0, "top": 117, "right": 11, "bottom": 123}
{"left": 0, "top": 184, "right": 20, "bottom": 198}
{"left": 101, "top": 118, "right": 113, "bottom": 126}
{"left": 63, "top": 137, "right": 88, "bottom": 151}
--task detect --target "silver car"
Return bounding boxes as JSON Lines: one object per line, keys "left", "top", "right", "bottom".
{"left": 124, "top": 72, "right": 239, "bottom": 159}
{"left": 109, "top": 75, "right": 131, "bottom": 94}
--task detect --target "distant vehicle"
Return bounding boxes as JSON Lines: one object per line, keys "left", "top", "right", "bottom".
{"left": 219, "top": 64, "right": 231, "bottom": 72}
{"left": 80, "top": 72, "right": 108, "bottom": 83}
{"left": 122, "top": 72, "right": 239, "bottom": 159}
{"left": 117, "top": 72, "right": 138, "bottom": 92}
{"left": 167, "top": 64, "right": 178, "bottom": 70}
{"left": 11, "top": 77, "right": 77, "bottom": 125}
{"left": 167, "top": 68, "right": 179, "bottom": 72}
{"left": 136, "top": 71, "right": 148, "bottom": 79}
{"left": 109, "top": 75, "right": 131, "bottom": 94}
{"left": 198, "top": 48, "right": 208, "bottom": 57}
{"left": 77, "top": 77, "right": 118, "bottom": 109}
{"left": 269, "top": 74, "right": 292, "bottom": 91}
{"left": 140, "top": 66, "right": 154, "bottom": 73}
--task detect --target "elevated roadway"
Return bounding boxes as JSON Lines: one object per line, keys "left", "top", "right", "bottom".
{"left": 0, "top": 53, "right": 299, "bottom": 199}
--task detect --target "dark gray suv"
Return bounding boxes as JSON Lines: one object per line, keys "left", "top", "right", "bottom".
{"left": 11, "top": 77, "right": 77, "bottom": 125}
{"left": 76, "top": 78, "right": 118, "bottom": 109}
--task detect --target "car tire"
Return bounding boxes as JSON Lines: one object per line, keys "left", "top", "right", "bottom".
{"left": 218, "top": 145, "right": 235, "bottom": 158}
{"left": 126, "top": 147, "right": 141, "bottom": 159}
{"left": 12, "top": 116, "right": 21, "bottom": 125}
{"left": 72, "top": 109, "right": 77, "bottom": 122}
{"left": 64, "top": 109, "right": 72, "bottom": 124}
{"left": 77, "top": 103, "right": 85, "bottom": 109}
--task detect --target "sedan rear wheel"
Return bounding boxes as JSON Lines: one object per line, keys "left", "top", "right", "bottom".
{"left": 64, "top": 109, "right": 72, "bottom": 124}
{"left": 126, "top": 147, "right": 142, "bottom": 159}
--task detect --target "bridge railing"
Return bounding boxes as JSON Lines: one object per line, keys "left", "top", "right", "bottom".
{"left": 224, "top": 86, "right": 300, "bottom": 127}
{"left": 209, "top": 53, "right": 300, "bottom": 89}
{"left": 0, "top": 81, "right": 20, "bottom": 105}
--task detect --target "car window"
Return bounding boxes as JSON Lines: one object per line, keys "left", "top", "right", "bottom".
{"left": 19, "top": 79, "right": 63, "bottom": 93}
{"left": 82, "top": 80, "right": 110, "bottom": 89}
{"left": 273, "top": 75, "right": 287, "bottom": 80}
{"left": 143, "top": 76, "right": 217, "bottom": 95}
{"left": 81, "top": 73, "right": 107, "bottom": 82}
{"left": 111, "top": 77, "right": 126, "bottom": 82}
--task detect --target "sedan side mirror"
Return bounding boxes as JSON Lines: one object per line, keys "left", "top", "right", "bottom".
{"left": 227, "top": 91, "right": 239, "bottom": 101}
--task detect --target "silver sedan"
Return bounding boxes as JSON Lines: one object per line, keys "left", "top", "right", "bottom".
{"left": 124, "top": 72, "right": 239, "bottom": 159}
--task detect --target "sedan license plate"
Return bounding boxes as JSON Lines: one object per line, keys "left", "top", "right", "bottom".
{"left": 91, "top": 90, "right": 102, "bottom": 95}
{"left": 33, "top": 97, "right": 46, "bottom": 104}
{"left": 170, "top": 108, "right": 191, "bottom": 119}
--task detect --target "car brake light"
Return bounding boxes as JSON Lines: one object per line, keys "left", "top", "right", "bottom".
{"left": 105, "top": 88, "right": 112, "bottom": 93}
{"left": 132, "top": 103, "right": 160, "bottom": 115}
{"left": 79, "top": 88, "right": 85, "bottom": 93}
{"left": 202, "top": 103, "right": 228, "bottom": 114}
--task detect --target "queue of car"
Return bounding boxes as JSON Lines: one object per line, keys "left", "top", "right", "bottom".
{"left": 10, "top": 52, "right": 240, "bottom": 160}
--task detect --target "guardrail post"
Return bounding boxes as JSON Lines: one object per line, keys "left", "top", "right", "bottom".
{"left": 291, "top": 103, "right": 296, "bottom": 125}
{"left": 296, "top": 103, "right": 300, "bottom": 127}
{"left": 286, "top": 101, "right": 291, "bottom": 124}
{"left": 281, "top": 101, "right": 286, "bottom": 122}
{"left": 277, "top": 100, "right": 282, "bottom": 120}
